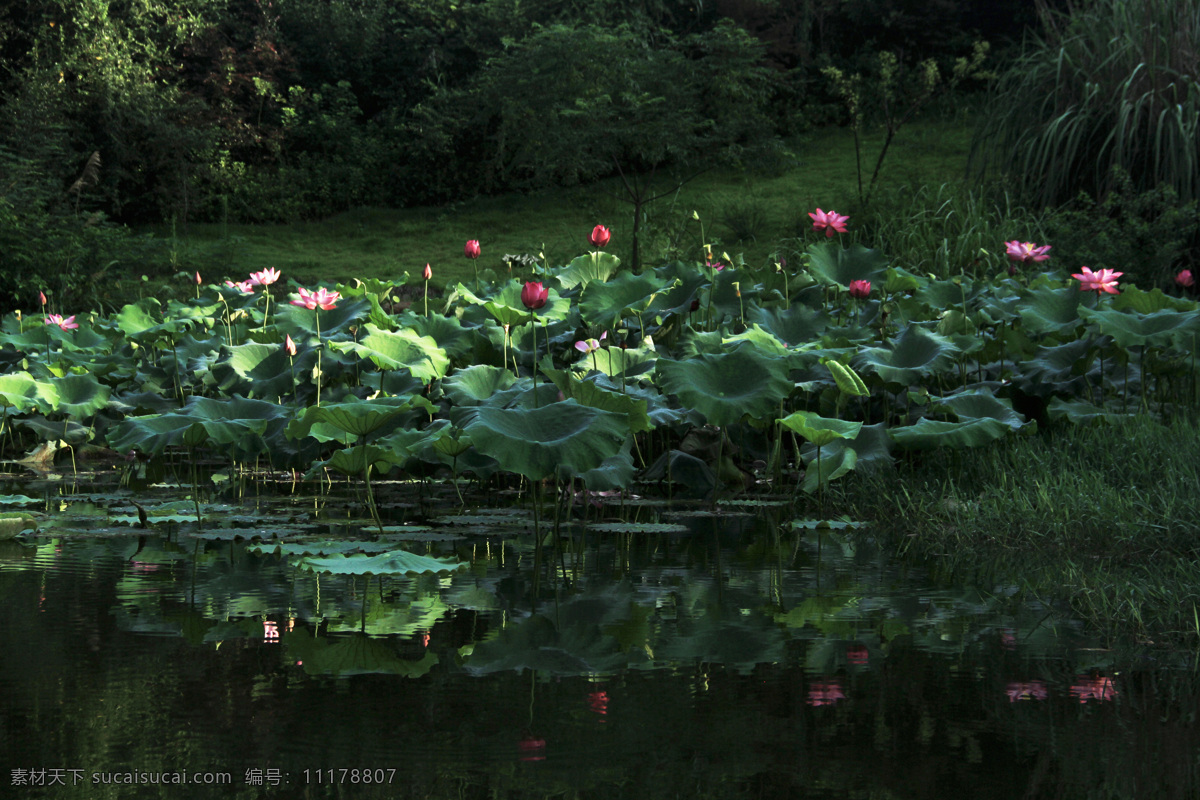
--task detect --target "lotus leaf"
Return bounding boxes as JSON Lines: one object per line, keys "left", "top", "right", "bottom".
{"left": 579, "top": 271, "right": 666, "bottom": 327}
{"left": 655, "top": 345, "right": 792, "bottom": 427}
{"left": 889, "top": 417, "right": 1012, "bottom": 449}
{"left": 855, "top": 324, "right": 959, "bottom": 386}
{"left": 555, "top": 251, "right": 622, "bottom": 290}
{"left": 442, "top": 364, "right": 517, "bottom": 406}
{"left": 1078, "top": 306, "right": 1200, "bottom": 350}
{"left": 780, "top": 411, "right": 863, "bottom": 447}
{"left": 805, "top": 241, "right": 889, "bottom": 287}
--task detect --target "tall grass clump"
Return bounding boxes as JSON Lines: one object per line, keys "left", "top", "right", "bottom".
{"left": 971, "top": 0, "right": 1200, "bottom": 207}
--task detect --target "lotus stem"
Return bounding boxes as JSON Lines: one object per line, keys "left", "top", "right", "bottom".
{"left": 315, "top": 312, "right": 323, "bottom": 408}
{"left": 531, "top": 310, "right": 540, "bottom": 408}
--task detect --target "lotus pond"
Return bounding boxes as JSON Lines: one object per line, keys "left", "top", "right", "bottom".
{"left": 2, "top": 238, "right": 1199, "bottom": 797}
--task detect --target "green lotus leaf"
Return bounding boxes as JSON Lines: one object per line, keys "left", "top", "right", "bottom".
{"left": 780, "top": 411, "right": 863, "bottom": 447}
{"left": 442, "top": 364, "right": 517, "bottom": 406}
{"left": 461, "top": 399, "right": 631, "bottom": 481}
{"left": 106, "top": 414, "right": 215, "bottom": 454}
{"left": 15, "top": 415, "right": 91, "bottom": 445}
{"left": 805, "top": 241, "right": 889, "bottom": 287}
{"left": 1111, "top": 286, "right": 1195, "bottom": 314}
{"left": 326, "top": 324, "right": 449, "bottom": 383}
{"left": 555, "top": 251, "right": 622, "bottom": 290}
{"left": 579, "top": 271, "right": 665, "bottom": 327}
{"left": 655, "top": 346, "right": 792, "bottom": 427}
{"left": 375, "top": 426, "right": 440, "bottom": 465}
{"left": 108, "top": 396, "right": 284, "bottom": 457}
{"left": 801, "top": 445, "right": 858, "bottom": 494}
{"left": 1078, "top": 306, "right": 1200, "bottom": 350}
{"left": 314, "top": 444, "right": 400, "bottom": 477}
{"left": 399, "top": 311, "right": 479, "bottom": 361}
{"left": 1019, "top": 286, "right": 1086, "bottom": 336}
{"left": 930, "top": 389, "right": 1027, "bottom": 430}
{"left": 277, "top": 296, "right": 371, "bottom": 339}
{"left": 723, "top": 325, "right": 790, "bottom": 357}
{"left": 1047, "top": 398, "right": 1137, "bottom": 425}
{"left": 588, "top": 340, "right": 657, "bottom": 379}
{"left": 883, "top": 266, "right": 922, "bottom": 294}
{"left": 917, "top": 277, "right": 983, "bottom": 311}
{"left": 288, "top": 397, "right": 430, "bottom": 441}
{"left": 854, "top": 324, "right": 959, "bottom": 386}
{"left": 747, "top": 305, "right": 827, "bottom": 347}
{"left": 823, "top": 358, "right": 869, "bottom": 396}
{"left": 455, "top": 280, "right": 570, "bottom": 326}
{"left": 888, "top": 417, "right": 1012, "bottom": 449}
{"left": 0, "top": 374, "right": 59, "bottom": 414}
{"left": 558, "top": 378, "right": 652, "bottom": 434}
{"left": 576, "top": 447, "right": 637, "bottom": 491}
{"left": 47, "top": 371, "right": 109, "bottom": 417}
{"left": 208, "top": 342, "right": 296, "bottom": 400}
{"left": 297, "top": 550, "right": 465, "bottom": 575}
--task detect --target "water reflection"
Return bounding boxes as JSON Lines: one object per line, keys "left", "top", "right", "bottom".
{"left": 0, "top": 484, "right": 1195, "bottom": 798}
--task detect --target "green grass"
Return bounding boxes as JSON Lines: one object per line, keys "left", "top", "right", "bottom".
{"left": 847, "top": 414, "right": 1200, "bottom": 651}
{"left": 143, "top": 117, "right": 980, "bottom": 293}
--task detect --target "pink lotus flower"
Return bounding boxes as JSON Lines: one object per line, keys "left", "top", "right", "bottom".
{"left": 224, "top": 279, "right": 255, "bottom": 294}
{"left": 809, "top": 208, "right": 849, "bottom": 237}
{"left": 44, "top": 314, "right": 78, "bottom": 330}
{"left": 250, "top": 267, "right": 281, "bottom": 286}
{"left": 521, "top": 281, "right": 548, "bottom": 310}
{"left": 1005, "top": 681, "right": 1048, "bottom": 702}
{"left": 38, "top": 291, "right": 47, "bottom": 306}
{"left": 290, "top": 287, "right": 340, "bottom": 310}
{"left": 284, "top": 334, "right": 297, "bottom": 357}
{"left": 194, "top": 271, "right": 202, "bottom": 285}
{"left": 464, "top": 240, "right": 481, "bottom": 260}
{"left": 1177, "top": 269, "right": 1195, "bottom": 288}
{"left": 1070, "top": 676, "right": 1117, "bottom": 703}
{"left": 805, "top": 680, "right": 845, "bottom": 706}
{"left": 1004, "top": 240, "right": 1052, "bottom": 263}
{"left": 1071, "top": 266, "right": 1123, "bottom": 295}
{"left": 705, "top": 255, "right": 725, "bottom": 272}
{"left": 574, "top": 331, "right": 607, "bottom": 354}
{"left": 590, "top": 225, "right": 611, "bottom": 248}
{"left": 848, "top": 279, "right": 871, "bottom": 298}
{"left": 423, "top": 263, "right": 433, "bottom": 281}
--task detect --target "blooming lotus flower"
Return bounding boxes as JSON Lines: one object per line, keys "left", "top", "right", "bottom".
{"left": 250, "top": 267, "right": 281, "bottom": 286}
{"left": 1177, "top": 269, "right": 1195, "bottom": 288}
{"left": 848, "top": 279, "right": 871, "bottom": 298}
{"left": 1005, "top": 681, "right": 1048, "bottom": 702}
{"left": 290, "top": 287, "right": 340, "bottom": 310}
{"left": 574, "top": 331, "right": 607, "bottom": 354}
{"left": 589, "top": 224, "right": 611, "bottom": 248}
{"left": 805, "top": 680, "right": 845, "bottom": 706}
{"left": 464, "top": 240, "right": 481, "bottom": 259}
{"left": 1070, "top": 676, "right": 1117, "bottom": 703}
{"left": 809, "top": 208, "right": 849, "bottom": 237}
{"left": 284, "top": 334, "right": 296, "bottom": 357}
{"left": 705, "top": 255, "right": 725, "bottom": 272}
{"left": 1071, "top": 266, "right": 1123, "bottom": 295}
{"left": 224, "top": 279, "right": 255, "bottom": 294}
{"left": 44, "top": 314, "right": 78, "bottom": 330}
{"left": 1004, "top": 240, "right": 1052, "bottom": 263}
{"left": 521, "top": 281, "right": 548, "bottom": 310}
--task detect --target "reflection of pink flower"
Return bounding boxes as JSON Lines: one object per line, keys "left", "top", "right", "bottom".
{"left": 846, "top": 645, "right": 869, "bottom": 665}
{"left": 588, "top": 690, "right": 608, "bottom": 716}
{"left": 263, "top": 620, "right": 280, "bottom": 641}
{"left": 809, "top": 208, "right": 849, "bottom": 237}
{"left": 291, "top": 287, "right": 341, "bottom": 310}
{"left": 1070, "top": 676, "right": 1117, "bottom": 703}
{"left": 1072, "top": 266, "right": 1123, "bottom": 295}
{"left": 1004, "top": 240, "right": 1052, "bottom": 263}
{"left": 806, "top": 680, "right": 845, "bottom": 706}
{"left": 44, "top": 314, "right": 78, "bottom": 330}
{"left": 518, "top": 737, "right": 546, "bottom": 762}
{"left": 1005, "top": 681, "right": 1048, "bottom": 702}
{"left": 1000, "top": 629, "right": 1016, "bottom": 649}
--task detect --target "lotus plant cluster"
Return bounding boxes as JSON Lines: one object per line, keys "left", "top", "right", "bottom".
{"left": 0, "top": 214, "right": 1195, "bottom": 515}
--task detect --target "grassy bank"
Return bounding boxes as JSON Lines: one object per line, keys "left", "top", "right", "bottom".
{"left": 846, "top": 414, "right": 1200, "bottom": 653}
{"left": 150, "top": 116, "right": 988, "bottom": 291}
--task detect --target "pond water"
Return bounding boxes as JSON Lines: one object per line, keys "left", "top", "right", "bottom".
{"left": 0, "top": 468, "right": 1196, "bottom": 799}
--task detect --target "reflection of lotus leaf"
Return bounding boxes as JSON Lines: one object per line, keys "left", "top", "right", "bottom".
{"left": 286, "top": 630, "right": 439, "bottom": 676}
{"left": 587, "top": 522, "right": 690, "bottom": 534}
{"left": 298, "top": 550, "right": 464, "bottom": 575}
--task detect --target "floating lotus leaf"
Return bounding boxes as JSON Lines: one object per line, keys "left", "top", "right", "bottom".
{"left": 297, "top": 550, "right": 464, "bottom": 575}
{"left": 461, "top": 399, "right": 631, "bottom": 481}
{"left": 655, "top": 346, "right": 792, "bottom": 427}
{"left": 889, "top": 417, "right": 1012, "bottom": 449}
{"left": 442, "top": 365, "right": 517, "bottom": 406}
{"left": 854, "top": 324, "right": 959, "bottom": 386}
{"left": 252, "top": 540, "right": 403, "bottom": 556}
{"left": 579, "top": 271, "right": 664, "bottom": 326}
{"left": 780, "top": 411, "right": 863, "bottom": 447}
{"left": 804, "top": 241, "right": 889, "bottom": 287}
{"left": 327, "top": 323, "right": 449, "bottom": 383}
{"left": 1079, "top": 306, "right": 1200, "bottom": 350}
{"left": 588, "top": 522, "right": 690, "bottom": 534}
{"left": 48, "top": 373, "right": 110, "bottom": 418}
{"left": 555, "top": 251, "right": 622, "bottom": 290}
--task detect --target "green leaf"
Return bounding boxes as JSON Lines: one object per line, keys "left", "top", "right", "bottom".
{"left": 1079, "top": 306, "right": 1200, "bottom": 349}
{"left": 823, "top": 358, "right": 869, "bottom": 396}
{"left": 328, "top": 324, "right": 449, "bottom": 383}
{"left": 0, "top": 374, "right": 59, "bottom": 414}
{"left": 461, "top": 399, "right": 631, "bottom": 481}
{"left": 805, "top": 241, "right": 889, "bottom": 287}
{"left": 889, "top": 417, "right": 1012, "bottom": 449}
{"left": 655, "top": 346, "right": 793, "bottom": 427}
{"left": 555, "top": 251, "right": 622, "bottom": 290}
{"left": 780, "top": 411, "right": 863, "bottom": 447}
{"left": 855, "top": 324, "right": 959, "bottom": 386}
{"left": 578, "top": 271, "right": 665, "bottom": 326}
{"left": 442, "top": 365, "right": 517, "bottom": 406}
{"left": 801, "top": 446, "right": 858, "bottom": 494}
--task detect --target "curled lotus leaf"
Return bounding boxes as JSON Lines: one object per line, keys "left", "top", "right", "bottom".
{"left": 854, "top": 324, "right": 959, "bottom": 386}
{"left": 1078, "top": 306, "right": 1200, "bottom": 350}
{"left": 780, "top": 411, "right": 863, "bottom": 447}
{"left": 0, "top": 374, "right": 59, "bottom": 414}
{"left": 328, "top": 323, "right": 449, "bottom": 383}
{"left": 804, "top": 241, "right": 889, "bottom": 288}
{"left": 556, "top": 251, "right": 622, "bottom": 290}
{"left": 888, "top": 417, "right": 1012, "bottom": 450}
{"left": 442, "top": 365, "right": 517, "bottom": 406}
